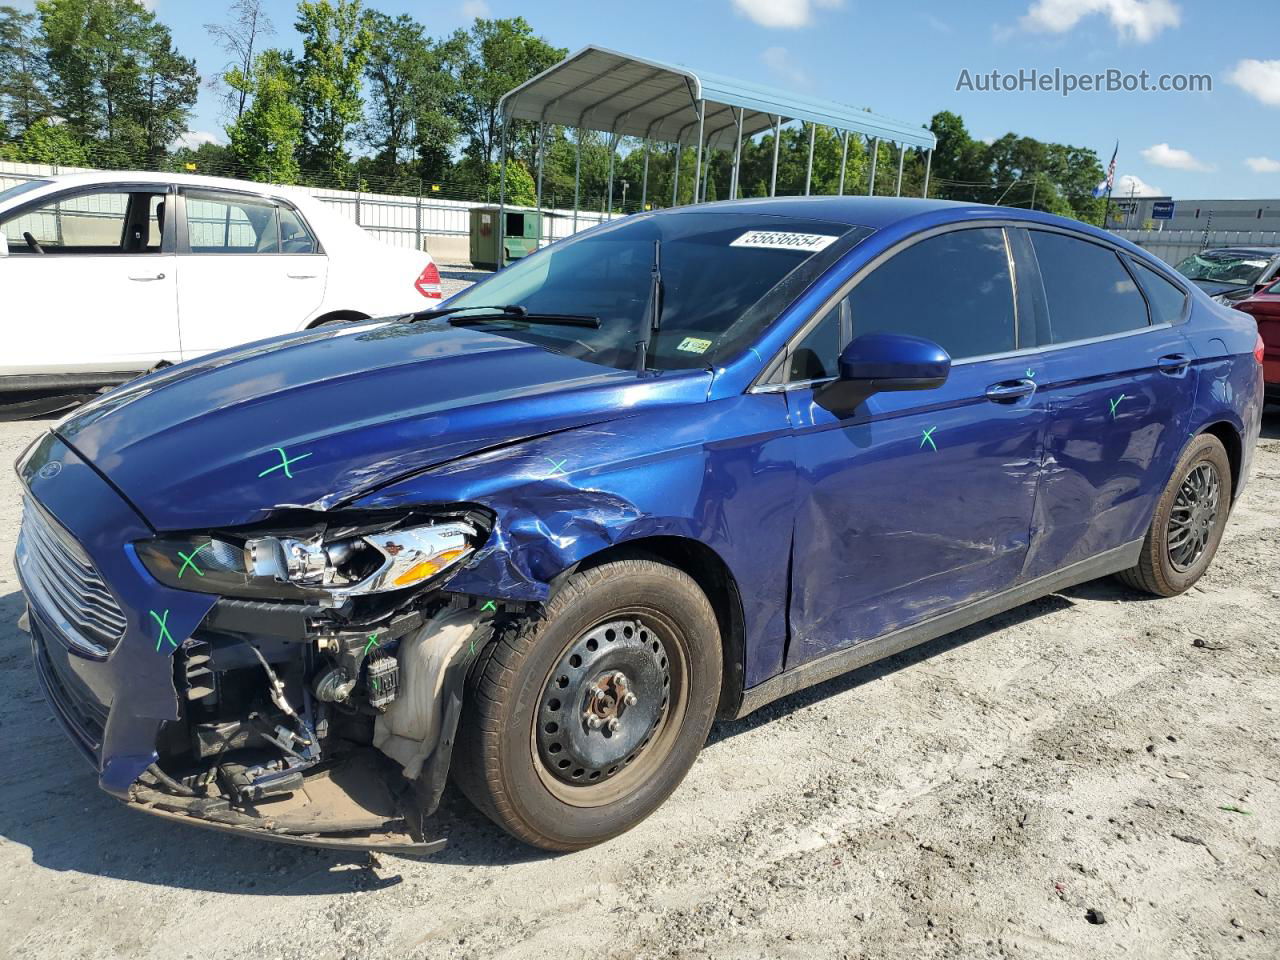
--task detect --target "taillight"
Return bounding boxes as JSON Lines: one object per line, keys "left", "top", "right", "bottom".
{"left": 415, "top": 262, "right": 442, "bottom": 299}
{"left": 1255, "top": 333, "right": 1265, "bottom": 365}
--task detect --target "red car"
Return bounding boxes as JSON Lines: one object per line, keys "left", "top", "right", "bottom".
{"left": 1235, "top": 279, "right": 1280, "bottom": 398}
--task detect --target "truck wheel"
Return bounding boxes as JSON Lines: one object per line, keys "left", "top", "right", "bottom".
{"left": 1116, "top": 433, "right": 1232, "bottom": 597}
{"left": 453, "top": 557, "right": 722, "bottom": 850}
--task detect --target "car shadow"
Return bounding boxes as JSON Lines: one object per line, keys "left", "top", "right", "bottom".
{"left": 1261, "top": 405, "right": 1280, "bottom": 440}
{"left": 707, "top": 590, "right": 1077, "bottom": 742}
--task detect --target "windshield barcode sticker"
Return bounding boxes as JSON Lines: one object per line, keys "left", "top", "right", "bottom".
{"left": 731, "top": 231, "right": 837, "bottom": 253}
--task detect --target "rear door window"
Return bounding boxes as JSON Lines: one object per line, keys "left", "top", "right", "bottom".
{"left": 185, "top": 191, "right": 280, "bottom": 254}
{"left": 279, "top": 204, "right": 318, "bottom": 254}
{"left": 1030, "top": 231, "right": 1149, "bottom": 343}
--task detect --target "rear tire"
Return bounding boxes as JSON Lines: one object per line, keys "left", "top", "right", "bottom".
{"left": 1115, "top": 433, "right": 1232, "bottom": 597}
{"left": 453, "top": 557, "right": 722, "bottom": 851}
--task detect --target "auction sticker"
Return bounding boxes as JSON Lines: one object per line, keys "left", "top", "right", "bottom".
{"left": 730, "top": 230, "right": 837, "bottom": 253}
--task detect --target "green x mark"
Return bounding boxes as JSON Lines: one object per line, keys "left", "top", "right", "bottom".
{"left": 176, "top": 542, "right": 211, "bottom": 579}
{"left": 149, "top": 609, "right": 177, "bottom": 652}
{"left": 480, "top": 600, "right": 497, "bottom": 612}
{"left": 545, "top": 457, "right": 568, "bottom": 477}
{"left": 363, "top": 634, "right": 379, "bottom": 656}
{"left": 1109, "top": 394, "right": 1127, "bottom": 419}
{"left": 920, "top": 426, "right": 938, "bottom": 452}
{"left": 257, "top": 446, "right": 312, "bottom": 479}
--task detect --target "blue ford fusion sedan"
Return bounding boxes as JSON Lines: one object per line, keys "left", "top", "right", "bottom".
{"left": 15, "top": 197, "right": 1263, "bottom": 853}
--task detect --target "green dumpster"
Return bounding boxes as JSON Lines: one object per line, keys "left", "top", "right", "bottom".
{"left": 469, "top": 206, "right": 542, "bottom": 270}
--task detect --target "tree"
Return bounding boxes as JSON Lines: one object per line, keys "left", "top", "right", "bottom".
{"left": 226, "top": 48, "right": 303, "bottom": 183}
{"left": 294, "top": 0, "right": 370, "bottom": 180}
{"left": 207, "top": 0, "right": 274, "bottom": 123}
{"left": 36, "top": 0, "right": 196, "bottom": 161}
{"left": 0, "top": 5, "right": 51, "bottom": 136}
{"left": 451, "top": 17, "right": 565, "bottom": 174}
{"left": 0, "top": 116, "right": 91, "bottom": 164}
{"left": 362, "top": 11, "right": 460, "bottom": 183}
{"left": 136, "top": 20, "right": 198, "bottom": 162}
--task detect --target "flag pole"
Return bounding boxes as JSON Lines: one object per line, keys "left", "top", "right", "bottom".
{"left": 1101, "top": 141, "right": 1118, "bottom": 229}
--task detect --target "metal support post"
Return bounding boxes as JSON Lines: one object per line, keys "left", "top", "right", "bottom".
{"left": 837, "top": 131, "right": 849, "bottom": 196}
{"left": 770, "top": 115, "right": 781, "bottom": 197}
{"left": 731, "top": 106, "right": 744, "bottom": 200}
{"left": 922, "top": 147, "right": 932, "bottom": 198}
{"left": 867, "top": 136, "right": 879, "bottom": 196}
{"left": 895, "top": 142, "right": 905, "bottom": 196}
{"left": 692, "top": 100, "right": 706, "bottom": 206}
{"left": 573, "top": 126, "right": 582, "bottom": 233}
{"left": 804, "top": 123, "right": 815, "bottom": 196}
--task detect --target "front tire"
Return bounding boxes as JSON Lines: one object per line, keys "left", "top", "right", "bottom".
{"left": 453, "top": 557, "right": 722, "bottom": 851}
{"left": 1116, "top": 433, "right": 1232, "bottom": 597}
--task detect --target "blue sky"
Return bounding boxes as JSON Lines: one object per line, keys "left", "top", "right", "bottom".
{"left": 28, "top": 0, "right": 1280, "bottom": 198}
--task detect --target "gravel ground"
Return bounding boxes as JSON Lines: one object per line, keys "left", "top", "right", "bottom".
{"left": 0, "top": 331, "right": 1276, "bottom": 958}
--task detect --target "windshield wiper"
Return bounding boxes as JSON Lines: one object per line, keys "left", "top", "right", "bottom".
{"left": 407, "top": 302, "right": 600, "bottom": 329}
{"left": 634, "top": 238, "right": 663, "bottom": 372}
{"left": 408, "top": 303, "right": 524, "bottom": 322}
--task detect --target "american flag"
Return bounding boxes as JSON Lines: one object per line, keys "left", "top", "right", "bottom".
{"left": 1093, "top": 143, "right": 1118, "bottom": 198}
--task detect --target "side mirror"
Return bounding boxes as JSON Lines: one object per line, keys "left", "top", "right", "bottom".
{"left": 837, "top": 332, "right": 951, "bottom": 391}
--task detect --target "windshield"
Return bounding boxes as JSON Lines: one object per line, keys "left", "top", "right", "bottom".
{"left": 0, "top": 179, "right": 51, "bottom": 206}
{"left": 1175, "top": 251, "right": 1273, "bottom": 286}
{"left": 440, "top": 212, "right": 869, "bottom": 370}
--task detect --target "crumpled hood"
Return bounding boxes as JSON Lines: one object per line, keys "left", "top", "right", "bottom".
{"left": 1190, "top": 278, "right": 1251, "bottom": 300}
{"left": 57, "top": 320, "right": 709, "bottom": 531}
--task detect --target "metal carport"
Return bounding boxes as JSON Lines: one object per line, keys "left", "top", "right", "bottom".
{"left": 493, "top": 45, "right": 937, "bottom": 251}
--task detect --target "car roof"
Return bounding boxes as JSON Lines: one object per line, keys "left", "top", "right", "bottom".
{"left": 17, "top": 170, "right": 327, "bottom": 214}
{"left": 646, "top": 195, "right": 1155, "bottom": 254}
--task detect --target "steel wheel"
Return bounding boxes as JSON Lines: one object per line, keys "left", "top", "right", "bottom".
{"left": 531, "top": 610, "right": 689, "bottom": 807}
{"left": 1167, "top": 461, "right": 1221, "bottom": 572}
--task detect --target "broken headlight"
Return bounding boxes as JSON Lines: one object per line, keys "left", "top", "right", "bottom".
{"left": 135, "top": 520, "right": 479, "bottom": 603}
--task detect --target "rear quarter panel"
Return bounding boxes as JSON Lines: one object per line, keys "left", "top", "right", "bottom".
{"left": 1182, "top": 299, "right": 1265, "bottom": 500}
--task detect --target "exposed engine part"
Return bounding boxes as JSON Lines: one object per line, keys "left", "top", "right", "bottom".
{"left": 366, "top": 652, "right": 399, "bottom": 710}
{"left": 243, "top": 640, "right": 301, "bottom": 721}
{"left": 219, "top": 758, "right": 306, "bottom": 803}
{"left": 313, "top": 665, "right": 356, "bottom": 702}
{"left": 373, "top": 607, "right": 485, "bottom": 779}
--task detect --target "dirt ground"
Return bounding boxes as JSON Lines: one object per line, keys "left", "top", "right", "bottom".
{"left": 0, "top": 367, "right": 1277, "bottom": 958}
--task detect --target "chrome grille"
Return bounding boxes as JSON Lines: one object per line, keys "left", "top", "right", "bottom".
{"left": 17, "top": 498, "right": 126, "bottom": 657}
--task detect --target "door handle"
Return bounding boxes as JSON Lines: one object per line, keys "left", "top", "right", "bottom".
{"left": 1157, "top": 353, "right": 1191, "bottom": 373}
{"left": 985, "top": 379, "right": 1037, "bottom": 402}
{"left": 287, "top": 273, "right": 318, "bottom": 279}
{"left": 128, "top": 272, "right": 165, "bottom": 281}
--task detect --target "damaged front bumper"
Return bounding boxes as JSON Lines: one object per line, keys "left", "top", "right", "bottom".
{"left": 26, "top": 592, "right": 490, "bottom": 853}
{"left": 16, "top": 432, "right": 506, "bottom": 855}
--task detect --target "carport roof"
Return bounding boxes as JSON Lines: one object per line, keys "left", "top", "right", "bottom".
{"left": 499, "top": 45, "right": 937, "bottom": 153}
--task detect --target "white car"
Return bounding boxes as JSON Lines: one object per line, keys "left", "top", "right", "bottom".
{"left": 0, "top": 171, "right": 444, "bottom": 392}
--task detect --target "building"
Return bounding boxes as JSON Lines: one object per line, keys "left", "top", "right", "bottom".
{"left": 1108, "top": 195, "right": 1280, "bottom": 232}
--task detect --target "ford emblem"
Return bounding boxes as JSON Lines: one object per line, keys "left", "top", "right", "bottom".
{"left": 37, "top": 460, "right": 62, "bottom": 480}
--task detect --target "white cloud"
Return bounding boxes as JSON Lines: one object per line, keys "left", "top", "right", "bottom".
{"left": 730, "top": 0, "right": 841, "bottom": 29}
{"left": 1020, "top": 0, "right": 1180, "bottom": 43}
{"left": 1246, "top": 156, "right": 1280, "bottom": 173}
{"left": 923, "top": 13, "right": 951, "bottom": 33}
{"left": 171, "top": 130, "right": 222, "bottom": 151}
{"left": 1114, "top": 173, "right": 1164, "bottom": 196}
{"left": 761, "top": 46, "right": 809, "bottom": 87}
{"left": 1141, "top": 142, "right": 1212, "bottom": 172}
{"left": 461, "top": 0, "right": 490, "bottom": 18}
{"left": 1227, "top": 59, "right": 1280, "bottom": 107}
